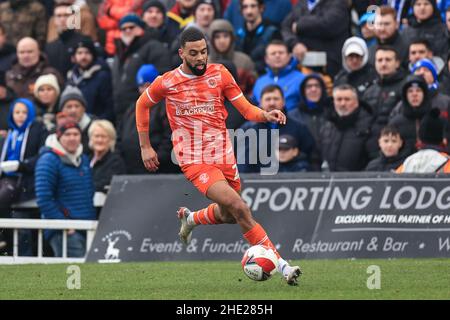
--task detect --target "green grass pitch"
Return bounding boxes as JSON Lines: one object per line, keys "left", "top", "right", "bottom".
{"left": 0, "top": 259, "right": 449, "bottom": 299}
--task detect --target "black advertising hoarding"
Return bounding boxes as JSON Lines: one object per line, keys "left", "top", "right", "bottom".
{"left": 86, "top": 173, "right": 450, "bottom": 262}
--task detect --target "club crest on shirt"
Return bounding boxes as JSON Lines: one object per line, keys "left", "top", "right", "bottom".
{"left": 207, "top": 78, "right": 217, "bottom": 88}
{"left": 199, "top": 173, "right": 209, "bottom": 184}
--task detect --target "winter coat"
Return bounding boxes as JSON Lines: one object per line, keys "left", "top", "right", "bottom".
{"left": 319, "top": 105, "right": 374, "bottom": 171}
{"left": 362, "top": 69, "right": 405, "bottom": 159}
{"left": 90, "top": 150, "right": 126, "bottom": 193}
{"left": 0, "top": 0, "right": 47, "bottom": 48}
{"left": 0, "top": 100, "right": 47, "bottom": 201}
{"left": 402, "top": 0, "right": 449, "bottom": 61}
{"left": 6, "top": 54, "right": 64, "bottom": 99}
{"left": 112, "top": 36, "right": 171, "bottom": 123}
{"left": 335, "top": 37, "right": 377, "bottom": 98}
{"left": 281, "top": 0, "right": 351, "bottom": 77}
{"left": 365, "top": 150, "right": 410, "bottom": 172}
{"left": 208, "top": 19, "right": 256, "bottom": 97}
{"left": 396, "top": 147, "right": 450, "bottom": 173}
{"left": 234, "top": 19, "right": 282, "bottom": 75}
{"left": 368, "top": 31, "right": 409, "bottom": 68}
{"left": 117, "top": 101, "right": 179, "bottom": 174}
{"left": 252, "top": 57, "right": 305, "bottom": 112}
{"left": 237, "top": 116, "right": 315, "bottom": 173}
{"left": 35, "top": 135, "right": 96, "bottom": 239}
{"left": 45, "top": 30, "right": 92, "bottom": 76}
{"left": 67, "top": 59, "right": 114, "bottom": 121}
{"left": 288, "top": 73, "right": 330, "bottom": 171}
{"left": 388, "top": 75, "right": 432, "bottom": 156}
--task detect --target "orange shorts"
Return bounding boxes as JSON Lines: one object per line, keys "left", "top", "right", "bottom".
{"left": 181, "top": 163, "right": 241, "bottom": 195}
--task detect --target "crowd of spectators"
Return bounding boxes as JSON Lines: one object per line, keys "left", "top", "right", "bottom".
{"left": 2, "top": 0, "right": 450, "bottom": 256}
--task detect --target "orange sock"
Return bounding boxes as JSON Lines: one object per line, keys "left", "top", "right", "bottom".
{"left": 243, "top": 223, "right": 281, "bottom": 259}
{"left": 191, "top": 203, "right": 220, "bottom": 225}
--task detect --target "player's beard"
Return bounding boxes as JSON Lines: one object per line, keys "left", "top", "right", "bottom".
{"left": 187, "top": 60, "right": 207, "bottom": 76}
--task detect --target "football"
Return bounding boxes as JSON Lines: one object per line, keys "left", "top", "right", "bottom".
{"left": 241, "top": 245, "right": 279, "bottom": 281}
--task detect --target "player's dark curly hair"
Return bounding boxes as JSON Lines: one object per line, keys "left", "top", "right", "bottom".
{"left": 180, "top": 27, "right": 207, "bottom": 48}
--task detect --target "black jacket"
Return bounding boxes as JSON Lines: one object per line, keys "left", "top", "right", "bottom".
{"left": 362, "top": 69, "right": 405, "bottom": 159}
{"left": 365, "top": 150, "right": 409, "bottom": 172}
{"left": 388, "top": 75, "right": 431, "bottom": 156}
{"left": 112, "top": 36, "right": 171, "bottom": 124}
{"left": 281, "top": 0, "right": 350, "bottom": 77}
{"left": 402, "top": 1, "right": 448, "bottom": 61}
{"left": 334, "top": 64, "right": 377, "bottom": 99}
{"left": 319, "top": 105, "right": 373, "bottom": 171}
{"left": 117, "top": 101, "right": 179, "bottom": 174}
{"left": 91, "top": 150, "right": 126, "bottom": 193}
{"left": 45, "top": 30, "right": 92, "bottom": 76}
{"left": 0, "top": 43, "right": 15, "bottom": 74}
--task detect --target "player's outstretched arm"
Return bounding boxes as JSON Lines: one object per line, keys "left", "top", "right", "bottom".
{"left": 231, "top": 95, "right": 286, "bottom": 125}
{"left": 136, "top": 91, "right": 160, "bottom": 172}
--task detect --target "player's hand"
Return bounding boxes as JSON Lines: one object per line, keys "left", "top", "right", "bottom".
{"left": 264, "top": 110, "right": 286, "bottom": 125}
{"left": 141, "top": 146, "right": 160, "bottom": 172}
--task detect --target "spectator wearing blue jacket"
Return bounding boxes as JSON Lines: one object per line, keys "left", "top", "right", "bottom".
{"left": 237, "top": 84, "right": 314, "bottom": 174}
{"left": 35, "top": 114, "right": 96, "bottom": 257}
{"left": 252, "top": 40, "right": 305, "bottom": 112}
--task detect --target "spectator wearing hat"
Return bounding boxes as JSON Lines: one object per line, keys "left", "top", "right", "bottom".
{"left": 411, "top": 58, "right": 450, "bottom": 115}
{"left": 0, "top": 71, "right": 15, "bottom": 132}
{"left": 66, "top": 39, "right": 114, "bottom": 121}
{"left": 33, "top": 74, "right": 61, "bottom": 132}
{"left": 0, "top": 23, "right": 16, "bottom": 74}
{"left": 237, "top": 84, "right": 315, "bottom": 174}
{"left": 0, "top": 97, "right": 47, "bottom": 255}
{"left": 319, "top": 84, "right": 373, "bottom": 172}
{"left": 35, "top": 112, "right": 96, "bottom": 257}
{"left": 142, "top": 0, "right": 180, "bottom": 49}
{"left": 97, "top": 0, "right": 144, "bottom": 56}
{"left": 276, "top": 134, "right": 310, "bottom": 172}
{"left": 396, "top": 108, "right": 450, "bottom": 172}
{"left": 357, "top": 12, "right": 377, "bottom": 49}
{"left": 334, "top": 37, "right": 377, "bottom": 99}
{"left": 45, "top": 2, "right": 95, "bottom": 76}
{"left": 368, "top": 6, "right": 409, "bottom": 67}
{"left": 113, "top": 13, "right": 171, "bottom": 125}
{"left": 117, "top": 64, "right": 179, "bottom": 174}
{"left": 208, "top": 19, "right": 256, "bottom": 98}
{"left": 402, "top": 0, "right": 448, "bottom": 61}
{"left": 388, "top": 75, "right": 435, "bottom": 155}
{"left": 365, "top": 125, "right": 409, "bottom": 172}
{"left": 46, "top": 0, "right": 98, "bottom": 43}
{"left": 362, "top": 45, "right": 405, "bottom": 159}
{"left": 288, "top": 74, "right": 331, "bottom": 171}
{"left": 57, "top": 86, "right": 96, "bottom": 153}
{"left": 234, "top": 0, "right": 282, "bottom": 75}
{"left": 186, "top": 0, "right": 218, "bottom": 35}
{"left": 6, "top": 37, "right": 64, "bottom": 100}
{"left": 281, "top": 0, "right": 350, "bottom": 78}
{"left": 88, "top": 119, "right": 126, "bottom": 194}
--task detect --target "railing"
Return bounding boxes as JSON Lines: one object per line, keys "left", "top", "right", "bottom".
{"left": 0, "top": 219, "right": 98, "bottom": 264}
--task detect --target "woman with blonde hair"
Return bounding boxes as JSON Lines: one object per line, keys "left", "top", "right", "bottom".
{"left": 88, "top": 119, "right": 126, "bottom": 193}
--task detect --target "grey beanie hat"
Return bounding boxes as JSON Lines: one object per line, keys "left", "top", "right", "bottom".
{"left": 59, "top": 86, "right": 87, "bottom": 110}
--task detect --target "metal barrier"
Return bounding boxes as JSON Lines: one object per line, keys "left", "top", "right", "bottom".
{"left": 0, "top": 219, "right": 98, "bottom": 264}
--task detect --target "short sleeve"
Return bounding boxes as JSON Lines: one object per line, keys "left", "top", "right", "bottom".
{"left": 221, "top": 65, "right": 243, "bottom": 102}
{"left": 145, "top": 75, "right": 166, "bottom": 103}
